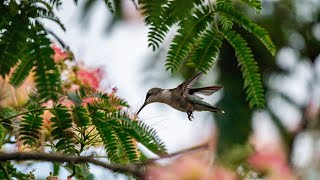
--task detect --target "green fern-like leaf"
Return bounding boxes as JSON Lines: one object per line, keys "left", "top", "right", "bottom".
{"left": 108, "top": 119, "right": 140, "bottom": 163}
{"left": 240, "top": 0, "right": 262, "bottom": 14}
{"left": 105, "top": 0, "right": 114, "bottom": 14}
{"left": 19, "top": 106, "right": 44, "bottom": 146}
{"left": 139, "top": 0, "right": 168, "bottom": 25}
{"left": 50, "top": 105, "right": 77, "bottom": 154}
{"left": 145, "top": 0, "right": 203, "bottom": 50}
{"left": 188, "top": 30, "right": 223, "bottom": 72}
{"left": 116, "top": 130, "right": 140, "bottom": 163}
{"left": 32, "top": 28, "right": 61, "bottom": 101}
{"left": 92, "top": 111, "right": 140, "bottom": 163}
{"left": 110, "top": 96, "right": 130, "bottom": 108}
{"left": 118, "top": 114, "right": 167, "bottom": 155}
{"left": 9, "top": 54, "right": 34, "bottom": 87}
{"left": 216, "top": 0, "right": 234, "bottom": 30}
{"left": 72, "top": 106, "right": 90, "bottom": 127}
{"left": 221, "top": 29, "right": 265, "bottom": 108}
{"left": 139, "top": 0, "right": 169, "bottom": 50}
{"left": 0, "top": 123, "right": 6, "bottom": 146}
{"left": 36, "top": 6, "right": 66, "bottom": 31}
{"left": 0, "top": 2, "right": 29, "bottom": 78}
{"left": 1, "top": 1, "right": 64, "bottom": 96}
{"left": 165, "top": 5, "right": 214, "bottom": 73}
{"left": 91, "top": 111, "right": 121, "bottom": 163}
{"left": 216, "top": 3, "right": 276, "bottom": 55}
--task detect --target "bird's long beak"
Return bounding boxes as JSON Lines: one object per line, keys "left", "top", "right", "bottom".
{"left": 137, "top": 102, "right": 147, "bottom": 115}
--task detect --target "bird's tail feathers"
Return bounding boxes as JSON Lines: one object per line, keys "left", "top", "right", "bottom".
{"left": 196, "top": 103, "right": 225, "bottom": 113}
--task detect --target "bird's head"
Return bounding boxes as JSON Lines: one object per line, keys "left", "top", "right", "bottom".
{"left": 137, "top": 87, "right": 163, "bottom": 114}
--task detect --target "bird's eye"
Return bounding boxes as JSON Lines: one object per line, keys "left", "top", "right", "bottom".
{"left": 146, "top": 93, "right": 151, "bottom": 100}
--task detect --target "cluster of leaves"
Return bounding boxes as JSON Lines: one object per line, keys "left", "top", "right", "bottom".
{"left": 137, "top": 0, "right": 276, "bottom": 109}
{"left": 0, "top": 1, "right": 167, "bottom": 178}
{"left": 0, "top": 161, "right": 35, "bottom": 180}
{"left": 0, "top": 88, "right": 167, "bottom": 177}
{"left": 0, "top": 0, "right": 64, "bottom": 101}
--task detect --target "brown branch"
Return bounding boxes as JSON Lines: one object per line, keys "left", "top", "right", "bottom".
{"left": 0, "top": 143, "right": 210, "bottom": 178}
{"left": 142, "top": 142, "right": 209, "bottom": 165}
{"left": 0, "top": 152, "right": 143, "bottom": 178}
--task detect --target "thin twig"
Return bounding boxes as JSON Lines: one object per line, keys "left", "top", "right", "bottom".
{"left": 0, "top": 152, "right": 143, "bottom": 178}
{"left": 67, "top": 163, "right": 77, "bottom": 179}
{"left": 131, "top": 0, "right": 138, "bottom": 10}
{"left": 142, "top": 142, "right": 209, "bottom": 165}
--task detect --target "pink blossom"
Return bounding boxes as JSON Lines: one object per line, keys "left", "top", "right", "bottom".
{"left": 59, "top": 98, "right": 74, "bottom": 108}
{"left": 212, "top": 166, "right": 237, "bottom": 180}
{"left": 145, "top": 155, "right": 237, "bottom": 180}
{"left": 248, "top": 139, "right": 296, "bottom": 180}
{"left": 51, "top": 44, "right": 69, "bottom": 63}
{"left": 76, "top": 68, "right": 103, "bottom": 89}
{"left": 82, "top": 97, "right": 96, "bottom": 106}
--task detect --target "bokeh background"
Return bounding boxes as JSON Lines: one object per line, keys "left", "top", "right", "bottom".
{"left": 15, "top": 0, "right": 320, "bottom": 179}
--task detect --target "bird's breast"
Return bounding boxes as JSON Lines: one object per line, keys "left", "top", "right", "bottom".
{"left": 157, "top": 90, "right": 194, "bottom": 112}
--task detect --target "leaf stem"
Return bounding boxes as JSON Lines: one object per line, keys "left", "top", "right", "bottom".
{"left": 0, "top": 162, "right": 12, "bottom": 180}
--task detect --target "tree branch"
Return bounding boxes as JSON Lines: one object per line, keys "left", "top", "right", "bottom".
{"left": 0, "top": 152, "right": 143, "bottom": 178}
{"left": 0, "top": 143, "right": 210, "bottom": 178}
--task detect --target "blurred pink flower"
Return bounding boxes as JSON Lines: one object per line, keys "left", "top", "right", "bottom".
{"left": 248, "top": 139, "right": 297, "bottom": 180}
{"left": 59, "top": 98, "right": 74, "bottom": 108}
{"left": 82, "top": 97, "right": 96, "bottom": 106}
{"left": 76, "top": 68, "right": 104, "bottom": 89}
{"left": 51, "top": 44, "right": 69, "bottom": 63}
{"left": 145, "top": 155, "right": 237, "bottom": 180}
{"left": 42, "top": 110, "right": 53, "bottom": 130}
{"left": 212, "top": 166, "right": 237, "bottom": 180}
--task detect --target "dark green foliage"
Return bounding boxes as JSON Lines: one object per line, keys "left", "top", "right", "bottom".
{"left": 165, "top": 5, "right": 214, "bottom": 73}
{"left": 215, "top": 3, "right": 276, "bottom": 55}
{"left": 139, "top": 0, "right": 168, "bottom": 25}
{"left": 142, "top": 0, "right": 173, "bottom": 50}
{"left": 50, "top": 105, "right": 77, "bottom": 155}
{"left": 216, "top": 0, "right": 234, "bottom": 30}
{"left": 240, "top": 0, "right": 262, "bottom": 14}
{"left": 221, "top": 29, "right": 265, "bottom": 108}
{"left": 19, "top": 106, "right": 44, "bottom": 146}
{"left": 0, "top": 1, "right": 63, "bottom": 101}
{"left": 91, "top": 111, "right": 121, "bottom": 162}
{"left": 119, "top": 115, "right": 167, "bottom": 155}
{"left": 9, "top": 53, "right": 34, "bottom": 87}
{"left": 0, "top": 161, "right": 33, "bottom": 180}
{"left": 91, "top": 109, "right": 166, "bottom": 163}
{"left": 143, "top": 0, "right": 204, "bottom": 50}
{"left": 32, "top": 28, "right": 62, "bottom": 101}
{"left": 105, "top": 0, "right": 114, "bottom": 14}
{"left": 72, "top": 106, "right": 90, "bottom": 127}
{"left": 82, "top": 0, "right": 117, "bottom": 16}
{"left": 0, "top": 1, "right": 29, "bottom": 78}
{"left": 189, "top": 30, "right": 223, "bottom": 72}
{"left": 0, "top": 124, "right": 5, "bottom": 146}
{"left": 137, "top": 0, "right": 273, "bottom": 109}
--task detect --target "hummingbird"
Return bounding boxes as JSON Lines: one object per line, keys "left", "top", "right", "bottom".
{"left": 137, "top": 72, "right": 224, "bottom": 121}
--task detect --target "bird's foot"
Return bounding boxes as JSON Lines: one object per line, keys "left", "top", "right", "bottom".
{"left": 187, "top": 111, "right": 194, "bottom": 121}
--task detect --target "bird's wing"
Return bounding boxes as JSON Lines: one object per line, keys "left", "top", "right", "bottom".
{"left": 177, "top": 72, "right": 203, "bottom": 97}
{"left": 189, "top": 86, "right": 223, "bottom": 96}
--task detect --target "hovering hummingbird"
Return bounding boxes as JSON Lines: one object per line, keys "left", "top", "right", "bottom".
{"left": 137, "top": 72, "right": 224, "bottom": 121}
